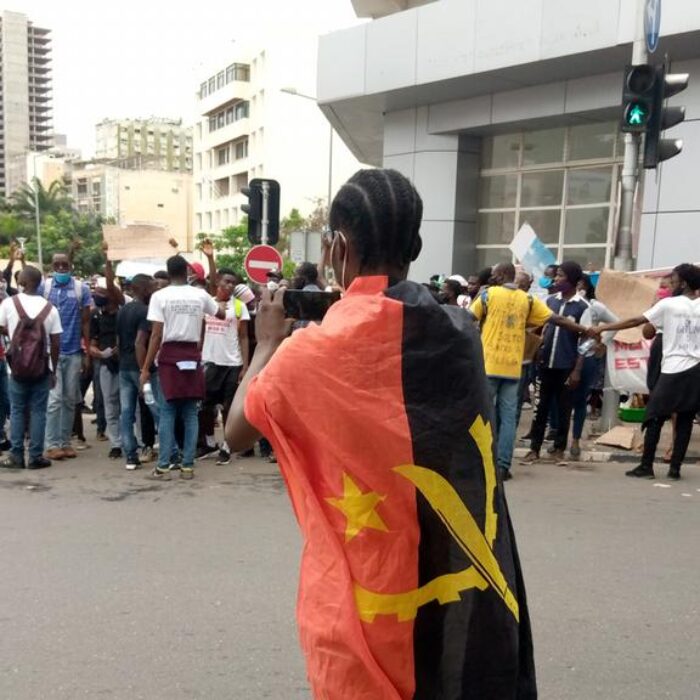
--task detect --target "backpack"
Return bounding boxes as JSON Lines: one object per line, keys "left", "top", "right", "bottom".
{"left": 7, "top": 297, "right": 53, "bottom": 381}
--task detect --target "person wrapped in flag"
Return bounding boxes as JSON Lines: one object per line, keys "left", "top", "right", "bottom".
{"left": 226, "top": 169, "right": 537, "bottom": 699}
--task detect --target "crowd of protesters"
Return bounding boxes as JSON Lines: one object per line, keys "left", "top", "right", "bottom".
{"left": 0, "top": 222, "right": 697, "bottom": 484}
{"left": 428, "top": 260, "right": 700, "bottom": 482}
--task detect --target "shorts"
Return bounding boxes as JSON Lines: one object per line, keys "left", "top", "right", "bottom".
{"left": 203, "top": 364, "right": 242, "bottom": 409}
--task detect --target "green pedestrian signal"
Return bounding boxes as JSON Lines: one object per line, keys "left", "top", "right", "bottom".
{"left": 620, "top": 65, "right": 655, "bottom": 134}
{"left": 626, "top": 102, "right": 648, "bottom": 126}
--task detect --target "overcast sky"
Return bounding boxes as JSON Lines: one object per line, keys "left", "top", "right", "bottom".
{"left": 15, "top": 0, "right": 361, "bottom": 156}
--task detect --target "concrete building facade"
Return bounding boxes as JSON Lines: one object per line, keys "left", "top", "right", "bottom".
{"left": 95, "top": 117, "right": 192, "bottom": 173}
{"left": 70, "top": 163, "right": 193, "bottom": 251}
{"left": 0, "top": 10, "right": 52, "bottom": 197}
{"left": 318, "top": 0, "right": 700, "bottom": 280}
{"left": 193, "top": 39, "right": 361, "bottom": 236}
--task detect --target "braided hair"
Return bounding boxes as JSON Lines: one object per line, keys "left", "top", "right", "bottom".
{"left": 329, "top": 169, "right": 423, "bottom": 269}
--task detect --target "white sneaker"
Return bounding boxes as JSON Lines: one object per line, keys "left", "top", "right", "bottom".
{"left": 125, "top": 459, "right": 142, "bottom": 471}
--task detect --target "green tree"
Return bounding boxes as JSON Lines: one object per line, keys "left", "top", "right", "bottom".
{"left": 10, "top": 178, "right": 72, "bottom": 219}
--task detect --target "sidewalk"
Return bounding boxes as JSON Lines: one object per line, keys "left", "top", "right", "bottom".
{"left": 514, "top": 406, "right": 700, "bottom": 464}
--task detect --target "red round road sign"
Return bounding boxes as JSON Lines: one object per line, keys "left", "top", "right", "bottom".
{"left": 244, "top": 245, "right": 284, "bottom": 285}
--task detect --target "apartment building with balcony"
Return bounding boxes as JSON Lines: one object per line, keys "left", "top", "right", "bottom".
{"left": 193, "top": 39, "right": 361, "bottom": 235}
{"left": 0, "top": 10, "right": 53, "bottom": 197}
{"left": 95, "top": 117, "right": 192, "bottom": 173}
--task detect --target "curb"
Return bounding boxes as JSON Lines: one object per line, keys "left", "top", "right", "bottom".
{"left": 512, "top": 447, "right": 699, "bottom": 464}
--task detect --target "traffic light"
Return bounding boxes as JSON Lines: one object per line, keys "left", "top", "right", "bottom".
{"left": 241, "top": 178, "right": 281, "bottom": 245}
{"left": 643, "top": 65, "right": 689, "bottom": 169}
{"left": 620, "top": 64, "right": 656, "bottom": 133}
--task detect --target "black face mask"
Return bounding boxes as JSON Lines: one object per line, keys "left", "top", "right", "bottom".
{"left": 438, "top": 292, "right": 450, "bottom": 304}
{"left": 93, "top": 295, "right": 108, "bottom": 308}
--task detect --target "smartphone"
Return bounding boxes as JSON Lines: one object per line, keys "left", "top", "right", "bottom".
{"left": 283, "top": 290, "right": 341, "bottom": 321}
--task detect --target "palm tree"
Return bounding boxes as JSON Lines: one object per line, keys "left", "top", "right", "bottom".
{"left": 9, "top": 178, "right": 73, "bottom": 219}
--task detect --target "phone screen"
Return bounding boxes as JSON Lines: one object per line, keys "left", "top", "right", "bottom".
{"left": 283, "top": 290, "right": 341, "bottom": 321}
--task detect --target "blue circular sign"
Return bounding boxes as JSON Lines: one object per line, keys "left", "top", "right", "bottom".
{"left": 645, "top": 0, "right": 661, "bottom": 53}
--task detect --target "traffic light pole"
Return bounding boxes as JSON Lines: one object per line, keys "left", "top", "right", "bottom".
{"left": 602, "top": 0, "right": 649, "bottom": 432}
{"left": 261, "top": 180, "right": 270, "bottom": 246}
{"left": 615, "top": 0, "right": 648, "bottom": 273}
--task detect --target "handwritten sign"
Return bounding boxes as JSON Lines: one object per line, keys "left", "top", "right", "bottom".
{"left": 102, "top": 223, "right": 175, "bottom": 261}
{"left": 595, "top": 270, "right": 658, "bottom": 343}
{"left": 607, "top": 339, "right": 652, "bottom": 394}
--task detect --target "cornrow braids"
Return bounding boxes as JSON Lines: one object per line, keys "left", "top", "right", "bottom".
{"left": 330, "top": 169, "right": 423, "bottom": 269}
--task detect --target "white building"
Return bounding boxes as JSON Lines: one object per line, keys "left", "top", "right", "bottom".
{"left": 0, "top": 10, "right": 52, "bottom": 197}
{"left": 193, "top": 39, "right": 361, "bottom": 235}
{"left": 318, "top": 0, "right": 700, "bottom": 280}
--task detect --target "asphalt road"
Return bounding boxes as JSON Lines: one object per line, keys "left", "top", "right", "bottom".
{"left": 0, "top": 447, "right": 698, "bottom": 699}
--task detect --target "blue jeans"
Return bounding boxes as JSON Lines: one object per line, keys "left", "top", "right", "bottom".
{"left": 46, "top": 353, "right": 83, "bottom": 449}
{"left": 119, "top": 370, "right": 141, "bottom": 462}
{"left": 157, "top": 396, "right": 199, "bottom": 469}
{"left": 10, "top": 375, "right": 50, "bottom": 463}
{"left": 0, "top": 360, "right": 9, "bottom": 440}
{"left": 488, "top": 376, "right": 520, "bottom": 471}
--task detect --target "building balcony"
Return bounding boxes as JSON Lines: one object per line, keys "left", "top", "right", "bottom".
{"left": 198, "top": 81, "right": 251, "bottom": 113}
{"left": 202, "top": 119, "right": 250, "bottom": 151}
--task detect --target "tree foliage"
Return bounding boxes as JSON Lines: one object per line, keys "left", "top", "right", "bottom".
{"left": 0, "top": 177, "right": 105, "bottom": 277}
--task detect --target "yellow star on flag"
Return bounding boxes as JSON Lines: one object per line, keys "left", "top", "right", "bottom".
{"left": 326, "top": 473, "right": 389, "bottom": 543}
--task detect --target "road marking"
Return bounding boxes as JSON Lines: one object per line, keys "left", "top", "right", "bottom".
{"left": 653, "top": 483, "right": 671, "bottom": 489}
{"left": 681, "top": 493, "right": 692, "bottom": 498}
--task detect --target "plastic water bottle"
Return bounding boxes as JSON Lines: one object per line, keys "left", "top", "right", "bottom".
{"left": 143, "top": 382, "right": 155, "bottom": 406}
{"left": 577, "top": 338, "right": 596, "bottom": 357}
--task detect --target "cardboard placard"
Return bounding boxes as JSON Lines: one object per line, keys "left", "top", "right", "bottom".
{"left": 102, "top": 223, "right": 175, "bottom": 261}
{"left": 595, "top": 269, "right": 659, "bottom": 343}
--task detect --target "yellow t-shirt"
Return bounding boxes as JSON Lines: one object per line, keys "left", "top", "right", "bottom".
{"left": 470, "top": 286, "right": 552, "bottom": 379}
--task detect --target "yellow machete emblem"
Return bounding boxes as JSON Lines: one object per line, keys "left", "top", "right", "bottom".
{"left": 354, "top": 416, "right": 519, "bottom": 623}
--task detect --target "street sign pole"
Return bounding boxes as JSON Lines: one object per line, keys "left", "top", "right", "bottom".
{"left": 261, "top": 180, "right": 270, "bottom": 246}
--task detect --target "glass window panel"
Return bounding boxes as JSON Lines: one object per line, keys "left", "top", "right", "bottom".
{"left": 522, "top": 127, "right": 565, "bottom": 165}
{"left": 568, "top": 122, "right": 615, "bottom": 161}
{"left": 518, "top": 210, "right": 560, "bottom": 245}
{"left": 567, "top": 168, "right": 612, "bottom": 205}
{"left": 481, "top": 134, "right": 520, "bottom": 169}
{"left": 477, "top": 212, "right": 516, "bottom": 245}
{"left": 521, "top": 171, "right": 563, "bottom": 207}
{"left": 479, "top": 174, "right": 518, "bottom": 209}
{"left": 564, "top": 207, "right": 609, "bottom": 245}
{"left": 475, "top": 248, "right": 513, "bottom": 270}
{"left": 561, "top": 247, "right": 608, "bottom": 271}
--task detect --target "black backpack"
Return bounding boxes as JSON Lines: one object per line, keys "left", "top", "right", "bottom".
{"left": 7, "top": 297, "right": 52, "bottom": 382}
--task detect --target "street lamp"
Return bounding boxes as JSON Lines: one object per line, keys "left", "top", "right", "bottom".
{"left": 280, "top": 87, "right": 334, "bottom": 214}
{"left": 31, "top": 153, "right": 44, "bottom": 269}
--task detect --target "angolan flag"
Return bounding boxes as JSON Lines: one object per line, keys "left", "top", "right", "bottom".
{"left": 245, "top": 276, "right": 537, "bottom": 699}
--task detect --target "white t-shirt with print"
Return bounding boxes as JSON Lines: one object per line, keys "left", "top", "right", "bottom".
{"left": 202, "top": 298, "right": 250, "bottom": 367}
{"left": 644, "top": 295, "right": 700, "bottom": 374}
{"left": 0, "top": 293, "right": 63, "bottom": 352}
{"left": 147, "top": 284, "right": 219, "bottom": 343}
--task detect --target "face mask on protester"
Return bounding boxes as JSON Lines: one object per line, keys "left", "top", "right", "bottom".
{"left": 93, "top": 295, "right": 108, "bottom": 307}
{"left": 538, "top": 276, "right": 553, "bottom": 289}
{"left": 656, "top": 287, "right": 672, "bottom": 300}
{"left": 267, "top": 281, "right": 280, "bottom": 292}
{"left": 54, "top": 272, "right": 71, "bottom": 285}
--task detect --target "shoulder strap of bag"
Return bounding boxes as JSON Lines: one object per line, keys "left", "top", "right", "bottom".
{"left": 12, "top": 295, "right": 29, "bottom": 321}
{"left": 36, "top": 299, "right": 53, "bottom": 325}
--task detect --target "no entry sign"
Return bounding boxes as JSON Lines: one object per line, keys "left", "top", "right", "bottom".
{"left": 244, "top": 245, "right": 284, "bottom": 285}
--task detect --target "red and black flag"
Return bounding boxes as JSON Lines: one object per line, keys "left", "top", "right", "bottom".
{"left": 245, "top": 276, "right": 537, "bottom": 699}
